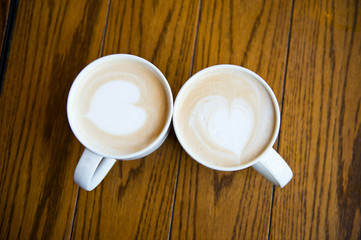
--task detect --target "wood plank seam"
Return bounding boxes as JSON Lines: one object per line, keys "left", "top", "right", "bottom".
{"left": 68, "top": 1, "right": 112, "bottom": 239}
{"left": 167, "top": 1, "right": 203, "bottom": 238}
{"left": 267, "top": 0, "right": 295, "bottom": 239}
{"left": 0, "top": 0, "right": 19, "bottom": 95}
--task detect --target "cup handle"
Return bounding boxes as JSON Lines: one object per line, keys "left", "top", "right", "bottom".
{"left": 74, "top": 149, "right": 116, "bottom": 191}
{"left": 252, "top": 148, "right": 293, "bottom": 188}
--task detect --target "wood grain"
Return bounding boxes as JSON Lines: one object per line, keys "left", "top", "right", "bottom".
{"left": 271, "top": 0, "right": 361, "bottom": 239}
{"left": 71, "top": 0, "right": 200, "bottom": 239}
{"left": 2, "top": 0, "right": 359, "bottom": 239}
{"left": 170, "top": 0, "right": 293, "bottom": 239}
{"left": 0, "top": 0, "right": 108, "bottom": 239}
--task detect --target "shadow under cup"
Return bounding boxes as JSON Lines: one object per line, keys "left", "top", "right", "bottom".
{"left": 173, "top": 64, "right": 281, "bottom": 171}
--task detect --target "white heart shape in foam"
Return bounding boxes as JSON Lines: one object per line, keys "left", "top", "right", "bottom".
{"left": 189, "top": 96, "right": 254, "bottom": 158}
{"left": 86, "top": 80, "right": 146, "bottom": 135}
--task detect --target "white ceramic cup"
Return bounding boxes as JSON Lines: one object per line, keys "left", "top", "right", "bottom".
{"left": 173, "top": 65, "right": 293, "bottom": 187}
{"left": 67, "top": 54, "right": 173, "bottom": 191}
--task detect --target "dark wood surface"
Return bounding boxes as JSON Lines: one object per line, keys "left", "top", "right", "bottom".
{"left": 0, "top": 0, "right": 11, "bottom": 51}
{"left": 0, "top": 0, "right": 360, "bottom": 239}
{"left": 0, "top": 0, "right": 109, "bottom": 239}
{"left": 272, "top": 0, "right": 361, "bottom": 239}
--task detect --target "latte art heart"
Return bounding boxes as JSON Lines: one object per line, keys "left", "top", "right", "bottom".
{"left": 189, "top": 95, "right": 254, "bottom": 160}
{"left": 86, "top": 80, "right": 146, "bottom": 135}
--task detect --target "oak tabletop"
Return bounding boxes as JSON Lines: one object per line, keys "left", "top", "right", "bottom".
{"left": 1, "top": 0, "right": 360, "bottom": 239}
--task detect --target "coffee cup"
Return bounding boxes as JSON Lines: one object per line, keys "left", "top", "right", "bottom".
{"left": 173, "top": 65, "right": 292, "bottom": 187}
{"left": 67, "top": 54, "right": 173, "bottom": 191}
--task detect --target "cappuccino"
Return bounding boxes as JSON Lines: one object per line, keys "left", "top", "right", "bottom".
{"left": 173, "top": 65, "right": 277, "bottom": 168}
{"left": 68, "top": 55, "right": 171, "bottom": 157}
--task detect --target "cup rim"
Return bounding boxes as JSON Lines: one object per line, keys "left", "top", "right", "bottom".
{"left": 67, "top": 54, "right": 173, "bottom": 159}
{"left": 173, "top": 64, "right": 281, "bottom": 171}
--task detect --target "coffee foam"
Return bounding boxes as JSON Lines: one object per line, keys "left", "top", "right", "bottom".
{"left": 68, "top": 58, "right": 170, "bottom": 156}
{"left": 174, "top": 67, "right": 276, "bottom": 167}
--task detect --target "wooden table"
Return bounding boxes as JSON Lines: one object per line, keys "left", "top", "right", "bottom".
{"left": 1, "top": 0, "right": 360, "bottom": 239}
